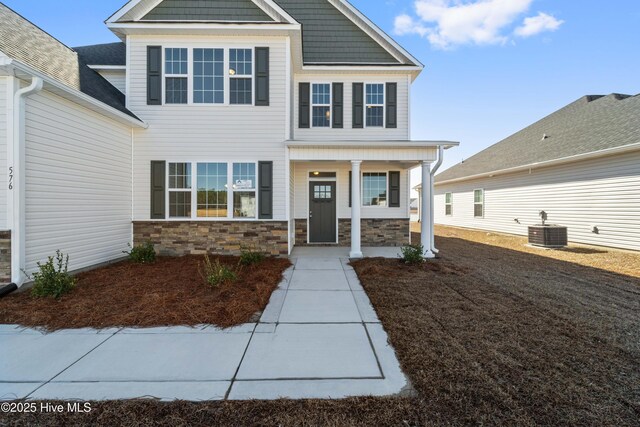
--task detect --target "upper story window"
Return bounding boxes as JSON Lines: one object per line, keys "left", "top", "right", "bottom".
{"left": 312, "top": 83, "right": 331, "bottom": 127}
{"left": 365, "top": 84, "right": 384, "bottom": 127}
{"left": 229, "top": 49, "right": 253, "bottom": 105}
{"left": 165, "top": 48, "right": 188, "bottom": 104}
{"left": 193, "top": 48, "right": 224, "bottom": 104}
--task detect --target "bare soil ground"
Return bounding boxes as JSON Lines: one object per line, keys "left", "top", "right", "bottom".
{"left": 2, "top": 227, "right": 639, "bottom": 426}
{"left": 0, "top": 255, "right": 291, "bottom": 330}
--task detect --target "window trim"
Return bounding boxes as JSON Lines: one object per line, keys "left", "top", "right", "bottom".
{"left": 445, "top": 192, "right": 453, "bottom": 216}
{"left": 310, "top": 82, "right": 332, "bottom": 128}
{"left": 161, "top": 46, "right": 256, "bottom": 106}
{"left": 473, "top": 189, "right": 484, "bottom": 218}
{"left": 165, "top": 160, "right": 259, "bottom": 221}
{"left": 364, "top": 83, "right": 385, "bottom": 128}
{"left": 167, "top": 162, "right": 193, "bottom": 218}
{"left": 361, "top": 171, "right": 389, "bottom": 208}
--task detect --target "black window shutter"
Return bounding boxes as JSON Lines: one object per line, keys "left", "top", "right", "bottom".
{"left": 352, "top": 83, "right": 364, "bottom": 128}
{"left": 299, "top": 83, "right": 310, "bottom": 128}
{"left": 349, "top": 171, "right": 352, "bottom": 207}
{"left": 147, "top": 46, "right": 162, "bottom": 105}
{"left": 258, "top": 161, "right": 273, "bottom": 219}
{"left": 332, "top": 83, "right": 343, "bottom": 128}
{"left": 150, "top": 161, "right": 166, "bottom": 219}
{"left": 389, "top": 171, "right": 400, "bottom": 208}
{"left": 386, "top": 83, "right": 397, "bottom": 128}
{"left": 255, "top": 47, "right": 269, "bottom": 106}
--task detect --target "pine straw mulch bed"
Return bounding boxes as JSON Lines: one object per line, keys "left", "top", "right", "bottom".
{"left": 3, "top": 231, "right": 639, "bottom": 426}
{"left": 0, "top": 255, "right": 291, "bottom": 331}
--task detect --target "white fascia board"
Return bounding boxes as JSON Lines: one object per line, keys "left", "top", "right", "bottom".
{"left": 87, "top": 65, "right": 127, "bottom": 70}
{"left": 435, "top": 142, "right": 640, "bottom": 186}
{"left": 106, "top": 0, "right": 139, "bottom": 24}
{"left": 330, "top": 0, "right": 424, "bottom": 69}
{"left": 107, "top": 22, "right": 300, "bottom": 31}
{"left": 256, "top": 0, "right": 299, "bottom": 24}
{"left": 4, "top": 59, "right": 147, "bottom": 129}
{"left": 286, "top": 140, "right": 459, "bottom": 149}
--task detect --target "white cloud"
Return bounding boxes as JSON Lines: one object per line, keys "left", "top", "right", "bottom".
{"left": 514, "top": 12, "right": 564, "bottom": 37}
{"left": 394, "top": 0, "right": 564, "bottom": 49}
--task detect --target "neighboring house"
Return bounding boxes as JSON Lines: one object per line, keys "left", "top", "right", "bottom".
{"left": 431, "top": 94, "right": 640, "bottom": 252}
{"left": 0, "top": 1, "right": 457, "bottom": 286}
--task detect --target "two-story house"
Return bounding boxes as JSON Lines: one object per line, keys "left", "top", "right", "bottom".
{"left": 0, "top": 0, "right": 457, "bottom": 286}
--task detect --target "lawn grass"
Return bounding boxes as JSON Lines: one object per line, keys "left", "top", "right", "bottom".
{"left": 2, "top": 228, "right": 639, "bottom": 426}
{"left": 0, "top": 255, "right": 291, "bottom": 330}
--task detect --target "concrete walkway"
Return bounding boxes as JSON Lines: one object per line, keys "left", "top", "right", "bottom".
{"left": 0, "top": 249, "right": 408, "bottom": 401}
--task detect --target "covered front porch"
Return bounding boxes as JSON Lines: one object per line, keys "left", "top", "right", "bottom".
{"left": 286, "top": 140, "right": 458, "bottom": 258}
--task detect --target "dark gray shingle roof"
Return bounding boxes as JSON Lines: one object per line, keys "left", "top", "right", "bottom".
{"left": 74, "top": 42, "right": 126, "bottom": 66}
{"left": 142, "top": 0, "right": 274, "bottom": 22}
{"left": 436, "top": 94, "right": 640, "bottom": 183}
{"left": 273, "top": 0, "right": 402, "bottom": 64}
{"left": 0, "top": 4, "right": 138, "bottom": 120}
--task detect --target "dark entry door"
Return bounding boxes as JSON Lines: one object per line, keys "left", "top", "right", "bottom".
{"left": 309, "top": 181, "right": 337, "bottom": 243}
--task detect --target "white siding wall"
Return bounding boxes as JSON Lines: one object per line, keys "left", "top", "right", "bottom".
{"left": 293, "top": 74, "right": 410, "bottom": 141}
{"left": 97, "top": 70, "right": 126, "bottom": 95}
{"left": 0, "top": 77, "right": 8, "bottom": 229}
{"left": 129, "top": 35, "right": 288, "bottom": 221}
{"left": 434, "top": 151, "right": 640, "bottom": 251}
{"left": 293, "top": 161, "right": 410, "bottom": 220}
{"left": 24, "top": 89, "right": 132, "bottom": 274}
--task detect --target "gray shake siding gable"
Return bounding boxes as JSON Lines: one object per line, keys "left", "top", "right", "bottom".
{"left": 142, "top": 0, "right": 274, "bottom": 22}
{"left": 273, "top": 0, "right": 401, "bottom": 64}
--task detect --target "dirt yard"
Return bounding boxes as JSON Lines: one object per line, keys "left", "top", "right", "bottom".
{"left": 0, "top": 255, "right": 291, "bottom": 330}
{"left": 2, "top": 227, "right": 639, "bottom": 426}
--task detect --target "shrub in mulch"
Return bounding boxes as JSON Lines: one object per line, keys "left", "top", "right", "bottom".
{"left": 0, "top": 255, "right": 291, "bottom": 331}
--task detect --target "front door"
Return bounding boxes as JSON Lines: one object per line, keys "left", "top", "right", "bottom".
{"left": 309, "top": 181, "right": 337, "bottom": 243}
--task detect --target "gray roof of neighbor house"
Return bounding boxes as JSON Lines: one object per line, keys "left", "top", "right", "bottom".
{"left": 74, "top": 42, "right": 126, "bottom": 66}
{"left": 142, "top": 0, "right": 274, "bottom": 21}
{"left": 436, "top": 93, "right": 640, "bottom": 183}
{"left": 0, "top": 4, "right": 138, "bottom": 119}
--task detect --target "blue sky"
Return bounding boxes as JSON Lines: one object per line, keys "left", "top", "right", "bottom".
{"left": 3, "top": 0, "right": 639, "bottom": 190}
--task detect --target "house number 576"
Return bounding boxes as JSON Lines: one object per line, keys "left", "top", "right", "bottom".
{"left": 8, "top": 167, "right": 13, "bottom": 190}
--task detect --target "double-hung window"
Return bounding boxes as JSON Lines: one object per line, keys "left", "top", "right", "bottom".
{"left": 311, "top": 83, "right": 331, "bottom": 127}
{"left": 232, "top": 163, "right": 257, "bottom": 218}
{"left": 165, "top": 48, "right": 188, "bottom": 104}
{"left": 168, "top": 163, "right": 192, "bottom": 217}
{"left": 193, "top": 48, "right": 224, "bottom": 104}
{"left": 365, "top": 84, "right": 384, "bottom": 127}
{"left": 474, "top": 189, "right": 484, "bottom": 218}
{"left": 362, "top": 172, "right": 387, "bottom": 207}
{"left": 229, "top": 49, "right": 253, "bottom": 105}
{"left": 445, "top": 193, "right": 453, "bottom": 216}
{"left": 197, "top": 163, "right": 228, "bottom": 218}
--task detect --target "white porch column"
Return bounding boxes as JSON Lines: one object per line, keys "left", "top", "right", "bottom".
{"left": 420, "top": 161, "right": 435, "bottom": 259}
{"left": 350, "top": 160, "right": 363, "bottom": 258}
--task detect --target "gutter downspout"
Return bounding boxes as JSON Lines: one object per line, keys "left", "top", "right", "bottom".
{"left": 429, "top": 146, "right": 444, "bottom": 253}
{"left": 10, "top": 76, "right": 44, "bottom": 286}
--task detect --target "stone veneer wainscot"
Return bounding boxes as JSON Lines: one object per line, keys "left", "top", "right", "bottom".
{"left": 295, "top": 218, "right": 410, "bottom": 247}
{"left": 134, "top": 221, "right": 289, "bottom": 256}
{"left": 0, "top": 231, "right": 10, "bottom": 283}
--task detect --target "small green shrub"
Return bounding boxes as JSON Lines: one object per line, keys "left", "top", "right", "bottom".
{"left": 29, "top": 250, "right": 76, "bottom": 299}
{"left": 124, "top": 241, "right": 156, "bottom": 264}
{"left": 200, "top": 254, "right": 237, "bottom": 288}
{"left": 400, "top": 244, "right": 425, "bottom": 265}
{"left": 239, "top": 246, "right": 266, "bottom": 266}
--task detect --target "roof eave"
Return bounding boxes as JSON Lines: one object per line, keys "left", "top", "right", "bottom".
{"left": 436, "top": 142, "right": 640, "bottom": 186}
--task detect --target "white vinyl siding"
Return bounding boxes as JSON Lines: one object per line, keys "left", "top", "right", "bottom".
{"left": 293, "top": 162, "right": 409, "bottom": 220}
{"left": 0, "top": 77, "right": 8, "bottom": 229}
{"left": 97, "top": 70, "right": 126, "bottom": 95}
{"left": 129, "top": 35, "right": 288, "bottom": 221}
{"left": 294, "top": 74, "right": 409, "bottom": 140}
{"left": 23, "top": 88, "right": 132, "bottom": 274}
{"left": 434, "top": 150, "right": 640, "bottom": 251}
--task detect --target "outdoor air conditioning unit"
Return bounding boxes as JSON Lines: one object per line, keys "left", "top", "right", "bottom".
{"left": 528, "top": 211, "right": 568, "bottom": 248}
